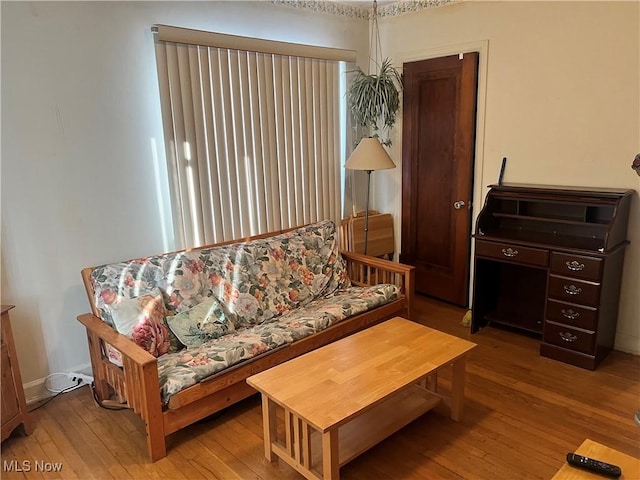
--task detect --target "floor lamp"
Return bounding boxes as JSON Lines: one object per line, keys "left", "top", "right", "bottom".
{"left": 344, "top": 137, "right": 396, "bottom": 255}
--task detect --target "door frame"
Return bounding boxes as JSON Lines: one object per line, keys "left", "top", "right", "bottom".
{"left": 390, "top": 40, "right": 489, "bottom": 306}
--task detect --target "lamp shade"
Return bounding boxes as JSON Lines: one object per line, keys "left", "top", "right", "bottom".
{"left": 344, "top": 137, "right": 396, "bottom": 171}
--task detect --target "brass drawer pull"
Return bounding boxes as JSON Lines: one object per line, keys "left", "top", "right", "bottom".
{"left": 561, "top": 309, "right": 580, "bottom": 320}
{"left": 559, "top": 332, "right": 578, "bottom": 342}
{"left": 501, "top": 247, "right": 518, "bottom": 258}
{"left": 563, "top": 285, "right": 582, "bottom": 296}
{"left": 566, "top": 260, "right": 585, "bottom": 271}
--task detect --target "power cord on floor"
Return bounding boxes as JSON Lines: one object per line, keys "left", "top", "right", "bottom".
{"left": 28, "top": 379, "right": 83, "bottom": 412}
{"left": 30, "top": 381, "right": 129, "bottom": 412}
{"left": 29, "top": 372, "right": 90, "bottom": 412}
{"left": 29, "top": 375, "right": 130, "bottom": 413}
{"left": 43, "top": 372, "right": 88, "bottom": 393}
{"left": 90, "top": 381, "right": 129, "bottom": 411}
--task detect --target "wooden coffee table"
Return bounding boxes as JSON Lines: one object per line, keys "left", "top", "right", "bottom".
{"left": 246, "top": 317, "right": 477, "bottom": 480}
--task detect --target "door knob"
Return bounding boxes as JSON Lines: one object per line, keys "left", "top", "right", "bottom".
{"left": 453, "top": 200, "right": 466, "bottom": 209}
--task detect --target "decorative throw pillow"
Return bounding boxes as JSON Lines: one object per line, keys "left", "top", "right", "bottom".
{"left": 165, "top": 296, "right": 236, "bottom": 349}
{"left": 104, "top": 342, "right": 124, "bottom": 367}
{"left": 107, "top": 288, "right": 171, "bottom": 357}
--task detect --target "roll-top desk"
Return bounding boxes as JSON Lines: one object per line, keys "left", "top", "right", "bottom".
{"left": 471, "top": 184, "right": 634, "bottom": 370}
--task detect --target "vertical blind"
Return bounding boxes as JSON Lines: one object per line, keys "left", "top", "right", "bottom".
{"left": 153, "top": 26, "right": 353, "bottom": 248}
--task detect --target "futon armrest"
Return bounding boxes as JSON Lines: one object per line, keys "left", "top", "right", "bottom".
{"left": 341, "top": 251, "right": 415, "bottom": 319}
{"left": 77, "top": 312, "right": 165, "bottom": 461}
{"left": 341, "top": 251, "right": 414, "bottom": 277}
{"left": 77, "top": 313, "right": 156, "bottom": 366}
{"left": 340, "top": 251, "right": 415, "bottom": 316}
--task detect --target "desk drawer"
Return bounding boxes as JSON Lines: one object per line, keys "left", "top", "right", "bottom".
{"left": 475, "top": 240, "right": 548, "bottom": 267}
{"left": 547, "top": 275, "right": 600, "bottom": 306}
{"left": 550, "top": 252, "right": 602, "bottom": 281}
{"left": 545, "top": 299, "right": 597, "bottom": 330}
{"left": 544, "top": 321, "right": 595, "bottom": 355}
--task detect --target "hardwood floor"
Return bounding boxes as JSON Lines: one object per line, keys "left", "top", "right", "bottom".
{"left": 2, "top": 294, "right": 639, "bottom": 479}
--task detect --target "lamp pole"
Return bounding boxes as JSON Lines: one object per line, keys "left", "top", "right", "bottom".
{"left": 364, "top": 169, "right": 372, "bottom": 255}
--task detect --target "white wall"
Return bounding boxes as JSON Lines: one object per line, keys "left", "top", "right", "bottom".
{"left": 374, "top": 1, "right": 640, "bottom": 353}
{"left": 1, "top": 1, "right": 367, "bottom": 401}
{"left": 3, "top": 1, "right": 638, "bottom": 403}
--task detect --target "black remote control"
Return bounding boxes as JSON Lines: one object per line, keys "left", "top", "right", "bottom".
{"left": 566, "top": 453, "right": 622, "bottom": 478}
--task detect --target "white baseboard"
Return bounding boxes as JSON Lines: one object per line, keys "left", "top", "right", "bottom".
{"left": 615, "top": 333, "right": 640, "bottom": 356}
{"left": 23, "top": 363, "right": 93, "bottom": 405}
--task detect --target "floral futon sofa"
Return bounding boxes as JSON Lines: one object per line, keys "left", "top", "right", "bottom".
{"left": 78, "top": 220, "right": 414, "bottom": 461}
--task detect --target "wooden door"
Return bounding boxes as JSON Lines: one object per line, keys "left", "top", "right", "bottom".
{"left": 400, "top": 53, "right": 478, "bottom": 306}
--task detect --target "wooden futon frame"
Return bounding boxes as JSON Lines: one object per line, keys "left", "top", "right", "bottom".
{"left": 77, "top": 228, "right": 414, "bottom": 461}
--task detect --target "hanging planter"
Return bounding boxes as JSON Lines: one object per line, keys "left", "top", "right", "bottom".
{"left": 347, "top": 58, "right": 402, "bottom": 147}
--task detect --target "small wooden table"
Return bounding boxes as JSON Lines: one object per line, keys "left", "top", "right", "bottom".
{"left": 552, "top": 439, "right": 639, "bottom": 479}
{"left": 247, "top": 317, "right": 477, "bottom": 480}
{"left": 1, "top": 305, "right": 33, "bottom": 442}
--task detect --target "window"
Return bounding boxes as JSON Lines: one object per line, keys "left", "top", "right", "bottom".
{"left": 153, "top": 25, "right": 356, "bottom": 248}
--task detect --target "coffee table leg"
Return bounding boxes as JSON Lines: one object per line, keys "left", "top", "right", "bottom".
{"left": 322, "top": 429, "right": 339, "bottom": 479}
{"left": 262, "top": 395, "right": 277, "bottom": 461}
{"left": 450, "top": 356, "right": 467, "bottom": 421}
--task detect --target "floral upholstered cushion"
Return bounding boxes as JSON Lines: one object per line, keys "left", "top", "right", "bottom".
{"left": 156, "top": 283, "right": 399, "bottom": 403}
{"left": 200, "top": 220, "right": 351, "bottom": 327}
{"left": 273, "top": 283, "right": 400, "bottom": 336}
{"left": 106, "top": 288, "right": 171, "bottom": 357}
{"left": 90, "top": 220, "right": 349, "bottom": 331}
{"left": 90, "top": 258, "right": 183, "bottom": 354}
{"left": 165, "top": 296, "right": 236, "bottom": 349}
{"left": 157, "top": 327, "right": 290, "bottom": 403}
